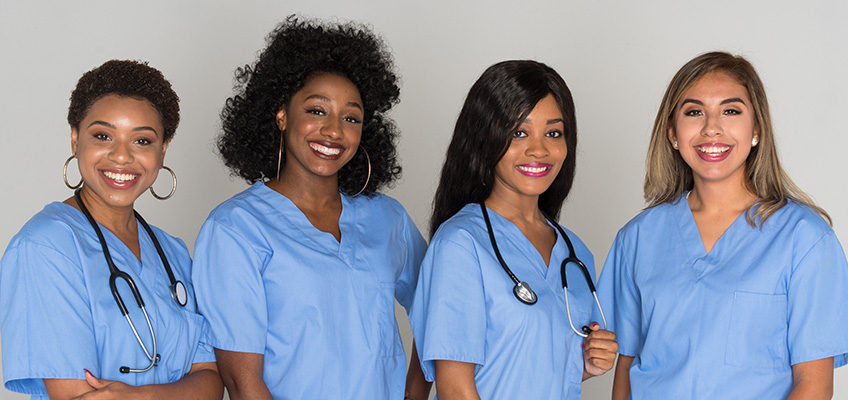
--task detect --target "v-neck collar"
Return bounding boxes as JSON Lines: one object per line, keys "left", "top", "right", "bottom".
{"left": 674, "top": 192, "right": 751, "bottom": 279}
{"left": 58, "top": 202, "right": 148, "bottom": 272}
{"left": 256, "top": 182, "right": 352, "bottom": 255}
{"left": 484, "top": 206, "right": 566, "bottom": 279}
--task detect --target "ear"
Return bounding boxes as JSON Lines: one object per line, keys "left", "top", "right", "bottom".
{"left": 71, "top": 128, "right": 79, "bottom": 155}
{"left": 161, "top": 138, "right": 170, "bottom": 165}
{"left": 276, "top": 106, "right": 287, "bottom": 132}
{"left": 667, "top": 125, "right": 677, "bottom": 148}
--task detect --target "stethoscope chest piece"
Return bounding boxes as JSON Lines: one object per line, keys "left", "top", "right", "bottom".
{"left": 171, "top": 281, "right": 187, "bottom": 307}
{"left": 513, "top": 281, "right": 537, "bottom": 305}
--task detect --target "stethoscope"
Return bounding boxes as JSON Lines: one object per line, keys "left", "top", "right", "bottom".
{"left": 74, "top": 188, "right": 187, "bottom": 373}
{"left": 480, "top": 203, "right": 607, "bottom": 337}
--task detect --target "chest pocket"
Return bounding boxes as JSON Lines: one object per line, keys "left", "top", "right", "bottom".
{"left": 724, "top": 291, "right": 789, "bottom": 369}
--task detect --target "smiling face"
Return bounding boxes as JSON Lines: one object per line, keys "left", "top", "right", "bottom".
{"left": 72, "top": 95, "right": 167, "bottom": 211}
{"left": 669, "top": 71, "right": 758, "bottom": 188}
{"left": 277, "top": 73, "right": 364, "bottom": 183}
{"left": 490, "top": 94, "right": 568, "bottom": 204}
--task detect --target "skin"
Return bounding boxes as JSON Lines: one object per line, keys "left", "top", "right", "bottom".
{"left": 611, "top": 71, "right": 833, "bottom": 398}
{"left": 434, "top": 95, "right": 618, "bottom": 399}
{"left": 47, "top": 95, "right": 223, "bottom": 399}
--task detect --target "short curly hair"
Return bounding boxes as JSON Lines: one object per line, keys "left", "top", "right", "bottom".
{"left": 218, "top": 16, "right": 402, "bottom": 195}
{"left": 68, "top": 60, "right": 180, "bottom": 142}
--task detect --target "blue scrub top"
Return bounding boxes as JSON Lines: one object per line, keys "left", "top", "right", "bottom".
{"left": 192, "top": 182, "right": 426, "bottom": 400}
{"left": 409, "top": 204, "right": 597, "bottom": 399}
{"left": 0, "top": 203, "right": 214, "bottom": 399}
{"left": 597, "top": 194, "right": 848, "bottom": 399}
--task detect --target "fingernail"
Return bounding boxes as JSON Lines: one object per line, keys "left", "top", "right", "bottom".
{"left": 84, "top": 369, "right": 94, "bottom": 378}
{"left": 581, "top": 343, "right": 585, "bottom": 349}
{"left": 592, "top": 322, "right": 600, "bottom": 329}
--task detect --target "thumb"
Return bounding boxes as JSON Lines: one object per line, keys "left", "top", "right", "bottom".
{"left": 84, "top": 369, "right": 106, "bottom": 389}
{"left": 589, "top": 321, "right": 601, "bottom": 332}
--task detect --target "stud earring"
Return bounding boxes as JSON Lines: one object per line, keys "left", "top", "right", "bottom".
{"left": 751, "top": 137, "right": 758, "bottom": 146}
{"left": 672, "top": 140, "right": 678, "bottom": 149}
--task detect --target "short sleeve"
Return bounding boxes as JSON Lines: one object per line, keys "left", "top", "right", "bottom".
{"left": 597, "top": 231, "right": 642, "bottom": 357}
{"left": 787, "top": 230, "right": 848, "bottom": 367}
{"left": 192, "top": 220, "right": 268, "bottom": 354}
{"left": 410, "top": 233, "right": 487, "bottom": 382}
{"left": 190, "top": 316, "right": 217, "bottom": 365}
{"left": 1, "top": 239, "right": 97, "bottom": 395}
{"left": 394, "top": 212, "right": 427, "bottom": 312}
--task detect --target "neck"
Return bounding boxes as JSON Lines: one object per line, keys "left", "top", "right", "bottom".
{"left": 69, "top": 186, "right": 137, "bottom": 234}
{"left": 484, "top": 187, "right": 545, "bottom": 228}
{"left": 268, "top": 165, "right": 341, "bottom": 208}
{"left": 689, "top": 174, "right": 757, "bottom": 214}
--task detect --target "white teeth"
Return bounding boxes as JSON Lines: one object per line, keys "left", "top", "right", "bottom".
{"left": 697, "top": 145, "right": 730, "bottom": 155}
{"left": 517, "top": 165, "right": 548, "bottom": 173}
{"left": 102, "top": 171, "right": 138, "bottom": 183}
{"left": 310, "top": 143, "right": 342, "bottom": 156}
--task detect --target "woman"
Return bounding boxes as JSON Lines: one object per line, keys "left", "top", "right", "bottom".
{"left": 191, "top": 17, "right": 429, "bottom": 400}
{"left": 598, "top": 52, "right": 848, "bottom": 399}
{"left": 409, "top": 60, "right": 618, "bottom": 399}
{"left": 0, "top": 60, "right": 222, "bottom": 399}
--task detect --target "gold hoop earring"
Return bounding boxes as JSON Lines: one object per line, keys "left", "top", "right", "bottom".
{"left": 351, "top": 147, "right": 371, "bottom": 197}
{"left": 276, "top": 127, "right": 285, "bottom": 181}
{"left": 149, "top": 166, "right": 177, "bottom": 200}
{"left": 63, "top": 154, "right": 83, "bottom": 189}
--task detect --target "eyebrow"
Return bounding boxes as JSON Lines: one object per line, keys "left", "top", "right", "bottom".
{"left": 680, "top": 97, "right": 746, "bottom": 106}
{"left": 304, "top": 94, "right": 363, "bottom": 111}
{"left": 522, "top": 117, "right": 564, "bottom": 125}
{"left": 87, "top": 120, "right": 159, "bottom": 134}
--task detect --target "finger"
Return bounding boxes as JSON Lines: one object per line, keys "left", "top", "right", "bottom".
{"left": 84, "top": 369, "right": 113, "bottom": 390}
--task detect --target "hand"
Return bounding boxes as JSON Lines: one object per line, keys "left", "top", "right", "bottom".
{"left": 70, "top": 370, "right": 141, "bottom": 400}
{"left": 582, "top": 322, "right": 618, "bottom": 378}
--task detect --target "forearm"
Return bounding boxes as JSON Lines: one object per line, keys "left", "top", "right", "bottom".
{"left": 215, "top": 349, "right": 272, "bottom": 400}
{"left": 140, "top": 364, "right": 223, "bottom": 400}
{"left": 786, "top": 358, "right": 833, "bottom": 400}
{"left": 612, "top": 355, "right": 634, "bottom": 400}
{"left": 404, "top": 341, "right": 432, "bottom": 400}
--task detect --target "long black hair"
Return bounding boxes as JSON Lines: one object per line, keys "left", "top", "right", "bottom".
{"left": 430, "top": 60, "right": 577, "bottom": 237}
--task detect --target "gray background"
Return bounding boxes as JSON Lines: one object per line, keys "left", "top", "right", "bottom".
{"left": 1, "top": 0, "right": 846, "bottom": 398}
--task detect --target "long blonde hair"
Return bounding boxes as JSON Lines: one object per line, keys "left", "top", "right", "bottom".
{"left": 644, "top": 51, "right": 830, "bottom": 226}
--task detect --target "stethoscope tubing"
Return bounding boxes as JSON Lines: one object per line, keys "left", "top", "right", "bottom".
{"left": 73, "top": 188, "right": 180, "bottom": 373}
{"left": 479, "top": 203, "right": 606, "bottom": 338}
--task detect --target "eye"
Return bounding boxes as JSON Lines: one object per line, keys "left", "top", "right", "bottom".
{"left": 724, "top": 109, "right": 741, "bottom": 116}
{"left": 134, "top": 138, "right": 152, "bottom": 145}
{"left": 93, "top": 132, "right": 110, "bottom": 141}
{"left": 546, "top": 130, "right": 563, "bottom": 138}
{"left": 683, "top": 109, "right": 702, "bottom": 117}
{"left": 344, "top": 116, "right": 362, "bottom": 124}
{"left": 306, "top": 108, "right": 326, "bottom": 116}
{"left": 512, "top": 130, "right": 527, "bottom": 138}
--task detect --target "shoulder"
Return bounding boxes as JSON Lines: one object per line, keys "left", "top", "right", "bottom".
{"left": 763, "top": 200, "right": 834, "bottom": 253}
{"left": 430, "top": 204, "right": 486, "bottom": 248}
{"left": 613, "top": 200, "right": 679, "bottom": 243}
{"left": 11, "top": 203, "right": 84, "bottom": 250}
{"left": 203, "top": 182, "right": 272, "bottom": 226}
{"left": 555, "top": 224, "right": 593, "bottom": 259}
{"left": 141, "top": 220, "right": 190, "bottom": 258}
{"left": 348, "top": 192, "right": 410, "bottom": 221}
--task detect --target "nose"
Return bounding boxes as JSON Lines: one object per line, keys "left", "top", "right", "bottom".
{"left": 321, "top": 115, "right": 343, "bottom": 139}
{"left": 109, "top": 141, "right": 133, "bottom": 164}
{"left": 524, "top": 135, "right": 550, "bottom": 158}
{"left": 701, "top": 114, "right": 722, "bottom": 137}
